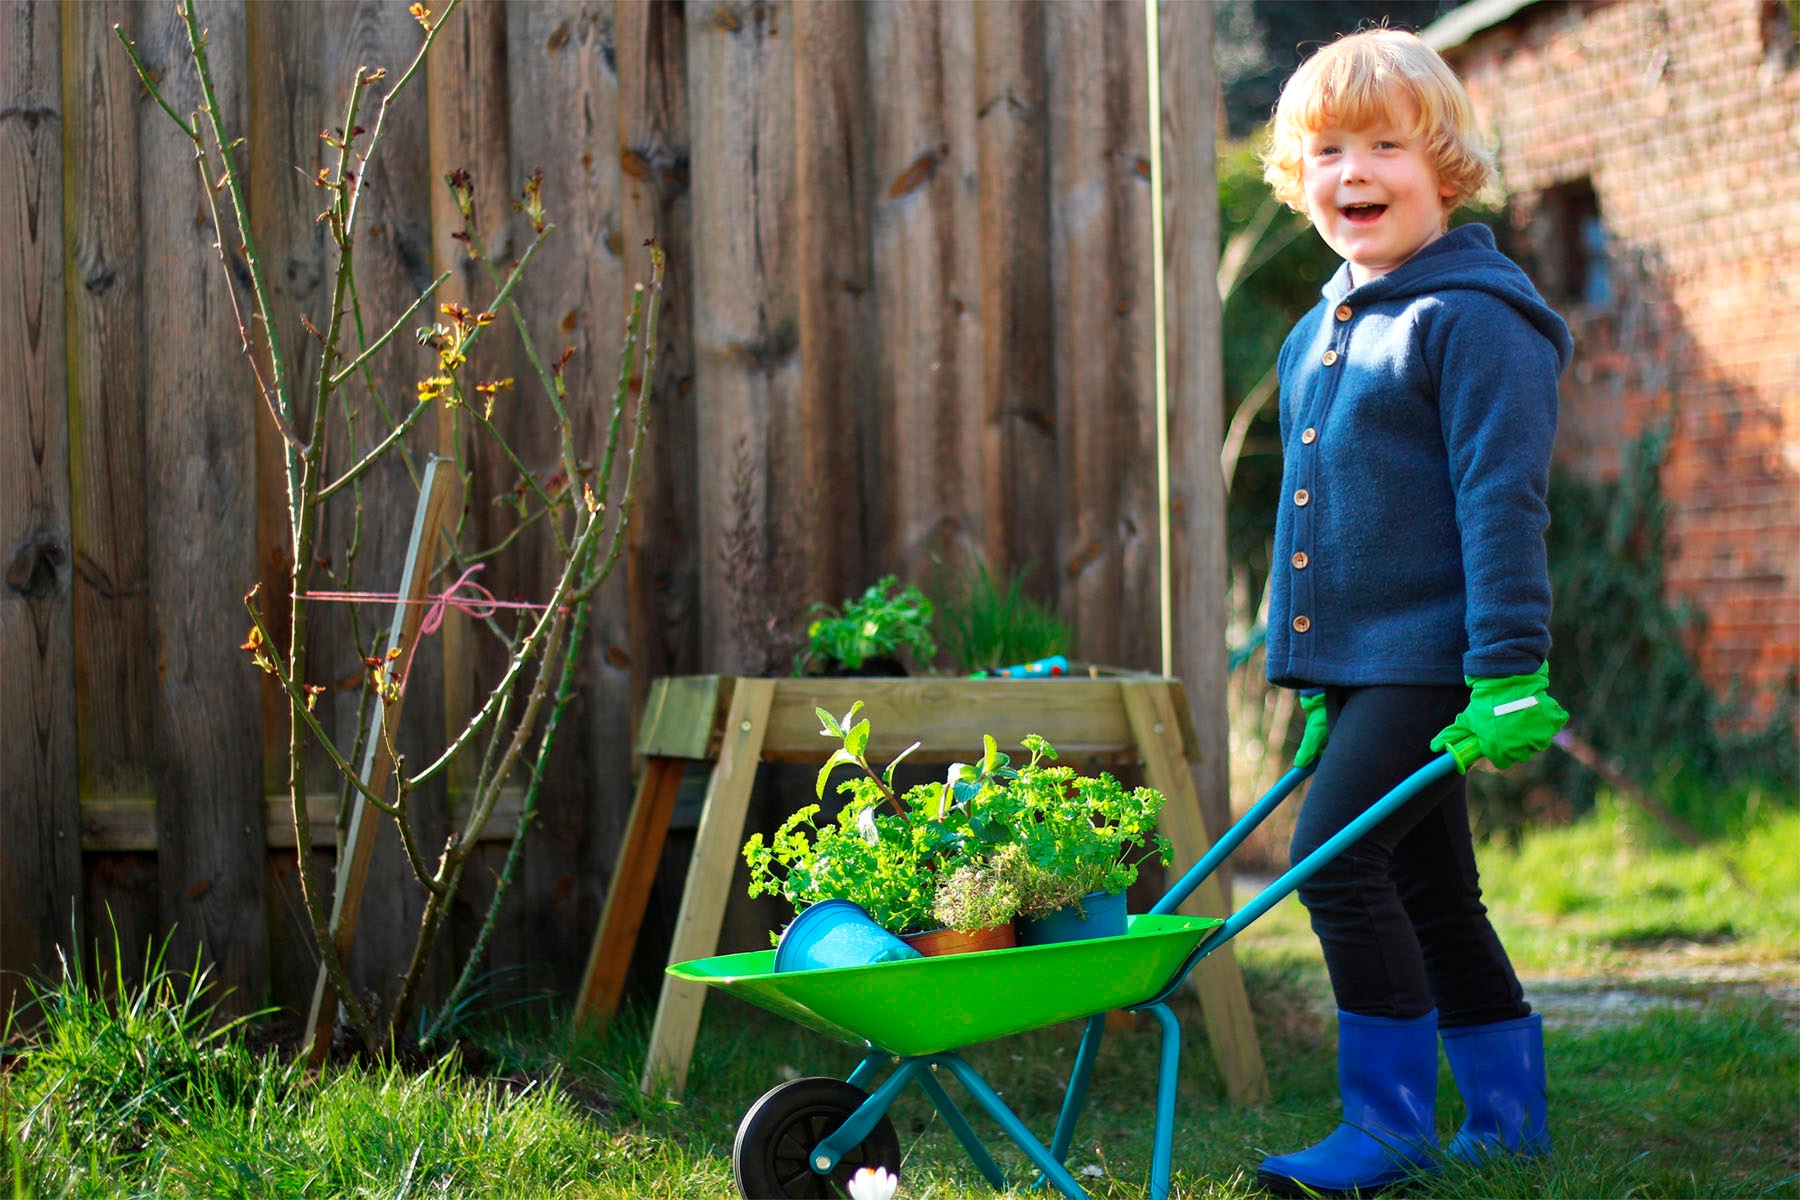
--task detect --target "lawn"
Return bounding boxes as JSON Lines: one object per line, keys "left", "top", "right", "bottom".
{"left": 4, "top": 800, "right": 1796, "bottom": 1199}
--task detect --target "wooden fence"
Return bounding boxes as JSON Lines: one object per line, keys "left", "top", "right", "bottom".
{"left": 0, "top": 0, "right": 1225, "bottom": 1022}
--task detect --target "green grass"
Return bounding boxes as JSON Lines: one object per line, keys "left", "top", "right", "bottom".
{"left": 5, "top": 798, "right": 1796, "bottom": 1198}
{"left": 1479, "top": 800, "right": 1800, "bottom": 974}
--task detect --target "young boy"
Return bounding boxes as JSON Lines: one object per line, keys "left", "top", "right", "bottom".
{"left": 1254, "top": 29, "right": 1572, "bottom": 1196}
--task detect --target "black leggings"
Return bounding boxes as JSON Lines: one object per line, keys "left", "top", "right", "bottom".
{"left": 1289, "top": 684, "right": 1529, "bottom": 1027}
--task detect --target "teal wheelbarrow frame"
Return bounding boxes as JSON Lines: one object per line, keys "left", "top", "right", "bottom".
{"left": 669, "top": 752, "right": 1462, "bottom": 1200}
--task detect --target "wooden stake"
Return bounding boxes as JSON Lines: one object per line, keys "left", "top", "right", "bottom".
{"left": 305, "top": 456, "right": 454, "bottom": 1065}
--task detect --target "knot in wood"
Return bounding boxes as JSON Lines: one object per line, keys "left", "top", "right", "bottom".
{"left": 5, "top": 530, "right": 66, "bottom": 599}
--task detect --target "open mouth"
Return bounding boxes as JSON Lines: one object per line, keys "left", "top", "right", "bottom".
{"left": 1340, "top": 203, "right": 1387, "bottom": 224}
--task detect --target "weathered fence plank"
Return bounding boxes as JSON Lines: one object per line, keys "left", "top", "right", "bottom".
{"left": 428, "top": 0, "right": 515, "bottom": 800}
{"left": 792, "top": 0, "right": 875, "bottom": 607}
{"left": 426, "top": 0, "right": 528, "bottom": 993}
{"left": 243, "top": 0, "right": 340, "bottom": 1012}
{"left": 690, "top": 0, "right": 800, "bottom": 675}
{"left": 1046, "top": 1, "right": 1158, "bottom": 668}
{"left": 618, "top": 0, "right": 701, "bottom": 714}
{"left": 244, "top": 0, "right": 332, "bottom": 804}
{"left": 66, "top": 0, "right": 154, "bottom": 807}
{"left": 974, "top": 1, "right": 1057, "bottom": 595}
{"left": 503, "top": 0, "right": 632, "bottom": 997}
{"left": 137, "top": 0, "right": 268, "bottom": 1014}
{"left": 870, "top": 1, "right": 986, "bottom": 587}
{"left": 0, "top": 0, "right": 82, "bottom": 1016}
{"left": 321, "top": 1, "right": 452, "bottom": 1010}
{"left": 1158, "top": 1, "right": 1232, "bottom": 872}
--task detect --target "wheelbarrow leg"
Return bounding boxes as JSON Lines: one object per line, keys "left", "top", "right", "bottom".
{"left": 1144, "top": 1002, "right": 1183, "bottom": 1200}
{"left": 916, "top": 1066, "right": 1010, "bottom": 1190}
{"left": 847, "top": 1050, "right": 888, "bottom": 1091}
{"left": 1048, "top": 1014, "right": 1107, "bottom": 1163}
{"left": 936, "top": 1054, "right": 1092, "bottom": 1200}
{"left": 812, "top": 1060, "right": 920, "bottom": 1173}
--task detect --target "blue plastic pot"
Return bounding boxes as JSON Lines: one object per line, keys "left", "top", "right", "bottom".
{"left": 1016, "top": 889, "right": 1128, "bottom": 946}
{"left": 773, "top": 899, "right": 924, "bottom": 973}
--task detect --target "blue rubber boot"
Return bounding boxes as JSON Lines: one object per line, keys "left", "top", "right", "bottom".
{"left": 1258, "top": 1010, "right": 1439, "bottom": 1197}
{"left": 1441, "top": 1013, "right": 1550, "bottom": 1162}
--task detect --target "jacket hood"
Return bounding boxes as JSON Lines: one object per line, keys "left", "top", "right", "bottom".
{"left": 1323, "top": 223, "right": 1575, "bottom": 372}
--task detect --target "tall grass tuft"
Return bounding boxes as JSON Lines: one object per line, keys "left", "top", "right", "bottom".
{"left": 7, "top": 926, "right": 266, "bottom": 1191}
{"left": 934, "top": 561, "right": 1068, "bottom": 674}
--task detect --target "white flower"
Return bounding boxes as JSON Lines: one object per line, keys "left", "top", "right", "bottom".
{"left": 846, "top": 1165, "right": 899, "bottom": 1200}
{"left": 1079, "top": 1164, "right": 1106, "bottom": 1177}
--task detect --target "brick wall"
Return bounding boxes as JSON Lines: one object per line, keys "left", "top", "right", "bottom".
{"left": 1446, "top": 0, "right": 1800, "bottom": 726}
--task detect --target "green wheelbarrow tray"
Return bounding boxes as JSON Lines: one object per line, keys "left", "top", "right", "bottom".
{"left": 668, "top": 912, "right": 1224, "bottom": 1057}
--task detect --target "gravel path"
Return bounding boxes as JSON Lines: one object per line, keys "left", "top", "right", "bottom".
{"left": 1526, "top": 960, "right": 1800, "bottom": 1031}
{"left": 1229, "top": 873, "right": 1800, "bottom": 1032}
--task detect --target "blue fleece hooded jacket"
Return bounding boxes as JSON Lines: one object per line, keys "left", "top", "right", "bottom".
{"left": 1265, "top": 222, "right": 1574, "bottom": 690}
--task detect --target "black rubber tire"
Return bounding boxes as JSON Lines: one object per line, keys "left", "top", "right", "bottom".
{"left": 732, "top": 1077, "right": 901, "bottom": 1199}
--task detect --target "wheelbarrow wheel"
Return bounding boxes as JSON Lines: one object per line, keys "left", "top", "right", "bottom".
{"left": 733, "top": 1076, "right": 901, "bottom": 1199}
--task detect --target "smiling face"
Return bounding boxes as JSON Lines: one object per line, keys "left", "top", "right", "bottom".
{"left": 1301, "top": 96, "right": 1457, "bottom": 287}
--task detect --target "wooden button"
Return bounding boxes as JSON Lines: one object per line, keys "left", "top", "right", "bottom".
{"left": 1301, "top": 427, "right": 1317, "bottom": 444}
{"left": 1322, "top": 349, "right": 1339, "bottom": 366}
{"left": 1292, "top": 615, "right": 1311, "bottom": 633}
{"left": 1335, "top": 305, "right": 1352, "bottom": 321}
{"left": 1292, "top": 551, "right": 1309, "bottom": 569}
{"left": 1294, "top": 489, "right": 1310, "bottom": 507}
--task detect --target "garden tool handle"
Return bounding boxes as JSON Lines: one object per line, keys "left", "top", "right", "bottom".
{"left": 1135, "top": 753, "right": 1461, "bottom": 1011}
{"left": 1192, "top": 752, "right": 1460, "bottom": 960}
{"left": 1149, "top": 764, "right": 1316, "bottom": 917}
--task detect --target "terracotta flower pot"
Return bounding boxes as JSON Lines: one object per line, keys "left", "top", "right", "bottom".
{"left": 901, "top": 922, "right": 1017, "bottom": 957}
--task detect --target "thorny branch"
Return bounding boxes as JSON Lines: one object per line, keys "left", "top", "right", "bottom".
{"left": 128, "top": 0, "right": 663, "bottom": 1056}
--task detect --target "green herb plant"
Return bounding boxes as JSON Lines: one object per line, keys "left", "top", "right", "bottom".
{"left": 743, "top": 703, "right": 943, "bottom": 935}
{"left": 967, "top": 735, "right": 1173, "bottom": 919}
{"left": 934, "top": 561, "right": 1068, "bottom": 674}
{"left": 799, "top": 576, "right": 936, "bottom": 674}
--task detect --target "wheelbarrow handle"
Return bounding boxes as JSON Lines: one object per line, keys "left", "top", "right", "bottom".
{"left": 1149, "top": 763, "right": 1316, "bottom": 917}
{"left": 1138, "top": 752, "right": 1462, "bottom": 1008}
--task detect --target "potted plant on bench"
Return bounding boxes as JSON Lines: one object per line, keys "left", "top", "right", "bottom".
{"left": 796, "top": 577, "right": 936, "bottom": 677}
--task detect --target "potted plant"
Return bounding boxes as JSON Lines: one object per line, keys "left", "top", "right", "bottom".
{"left": 743, "top": 705, "right": 1018, "bottom": 957}
{"left": 933, "top": 560, "right": 1069, "bottom": 675}
{"left": 742, "top": 705, "right": 1173, "bottom": 959}
{"left": 796, "top": 577, "right": 936, "bottom": 676}
{"left": 939, "top": 733, "right": 1172, "bottom": 944}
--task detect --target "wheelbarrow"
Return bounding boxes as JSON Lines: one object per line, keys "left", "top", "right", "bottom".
{"left": 667, "top": 752, "right": 1463, "bottom": 1200}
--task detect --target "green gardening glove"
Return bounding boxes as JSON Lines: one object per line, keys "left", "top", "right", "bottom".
{"left": 1294, "top": 691, "right": 1329, "bottom": 769}
{"left": 1430, "top": 662, "right": 1570, "bottom": 773}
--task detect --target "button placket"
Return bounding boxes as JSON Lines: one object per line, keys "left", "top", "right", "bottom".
{"left": 1286, "top": 319, "right": 1340, "bottom": 658}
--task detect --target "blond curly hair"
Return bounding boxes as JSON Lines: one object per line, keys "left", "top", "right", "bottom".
{"left": 1260, "top": 29, "right": 1493, "bottom": 218}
